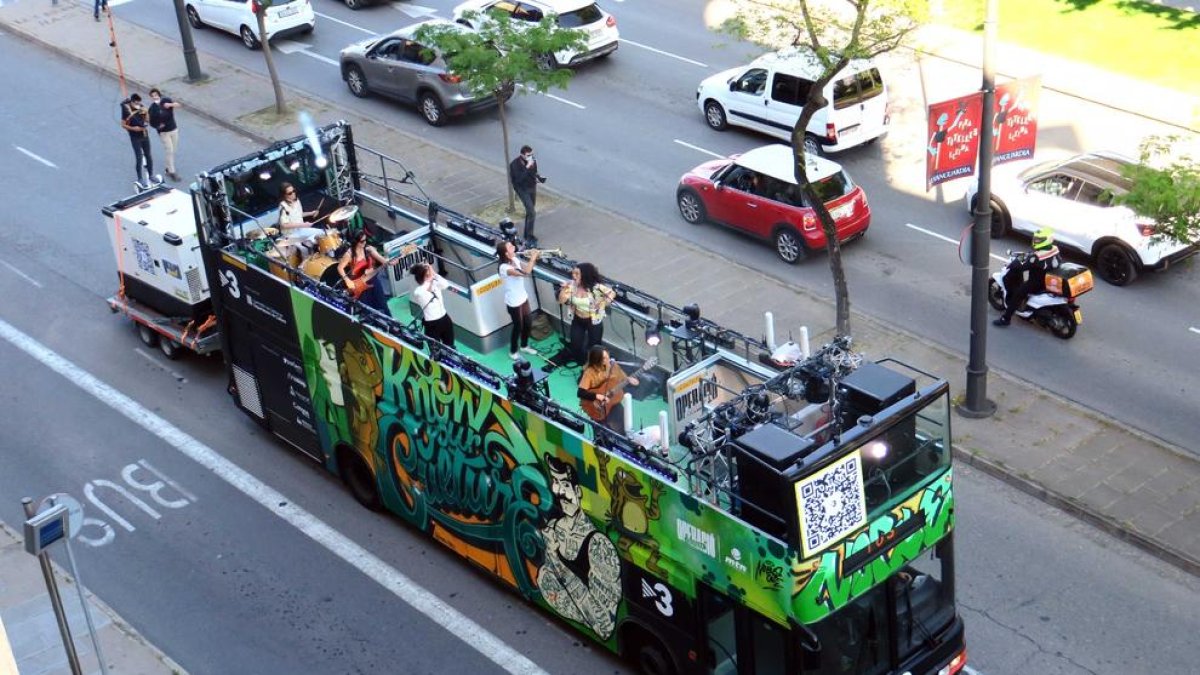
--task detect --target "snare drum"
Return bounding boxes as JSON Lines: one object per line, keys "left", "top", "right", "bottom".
{"left": 264, "top": 249, "right": 290, "bottom": 280}
{"left": 301, "top": 254, "right": 341, "bottom": 285}
{"left": 316, "top": 229, "right": 342, "bottom": 255}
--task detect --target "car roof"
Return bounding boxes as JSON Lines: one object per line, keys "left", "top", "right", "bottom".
{"left": 396, "top": 18, "right": 466, "bottom": 39}
{"left": 523, "top": 0, "right": 597, "bottom": 12}
{"left": 1058, "top": 152, "right": 1135, "bottom": 192}
{"left": 750, "top": 47, "right": 875, "bottom": 80}
{"left": 733, "top": 144, "right": 843, "bottom": 184}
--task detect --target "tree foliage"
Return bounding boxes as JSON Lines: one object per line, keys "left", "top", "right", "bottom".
{"left": 415, "top": 13, "right": 588, "bottom": 210}
{"left": 1115, "top": 136, "right": 1200, "bottom": 246}
{"left": 721, "top": 0, "right": 925, "bottom": 338}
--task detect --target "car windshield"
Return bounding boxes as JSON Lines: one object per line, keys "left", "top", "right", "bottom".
{"left": 809, "top": 170, "right": 854, "bottom": 204}
{"left": 558, "top": 4, "right": 604, "bottom": 27}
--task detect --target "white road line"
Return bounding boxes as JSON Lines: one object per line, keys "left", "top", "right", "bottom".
{"left": 314, "top": 11, "right": 378, "bottom": 35}
{"left": 274, "top": 40, "right": 341, "bottom": 67}
{"left": 515, "top": 84, "right": 585, "bottom": 109}
{"left": 134, "top": 347, "right": 188, "bottom": 383}
{"left": 14, "top": 145, "right": 58, "bottom": 168}
{"left": 620, "top": 38, "right": 707, "bottom": 68}
{"left": 0, "top": 318, "right": 548, "bottom": 675}
{"left": 1189, "top": 326, "right": 1200, "bottom": 335}
{"left": 905, "top": 223, "right": 1007, "bottom": 262}
{"left": 0, "top": 259, "right": 43, "bottom": 287}
{"left": 673, "top": 139, "right": 723, "bottom": 159}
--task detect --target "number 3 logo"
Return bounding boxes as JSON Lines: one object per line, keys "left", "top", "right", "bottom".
{"left": 219, "top": 269, "right": 241, "bottom": 299}
{"left": 641, "top": 578, "right": 674, "bottom": 617}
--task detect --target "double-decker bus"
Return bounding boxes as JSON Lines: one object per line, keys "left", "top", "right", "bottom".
{"left": 191, "top": 122, "right": 966, "bottom": 674}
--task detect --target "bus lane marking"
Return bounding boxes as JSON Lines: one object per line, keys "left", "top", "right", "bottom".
{"left": 673, "top": 139, "right": 723, "bottom": 158}
{"left": 905, "top": 223, "right": 1008, "bottom": 262}
{"left": 14, "top": 145, "right": 58, "bottom": 168}
{"left": 0, "top": 317, "right": 548, "bottom": 675}
{"left": 620, "top": 38, "right": 708, "bottom": 68}
{"left": 0, "top": 258, "right": 43, "bottom": 287}
{"left": 313, "top": 11, "right": 379, "bottom": 35}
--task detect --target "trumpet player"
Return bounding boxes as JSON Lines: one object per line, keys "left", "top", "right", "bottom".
{"left": 496, "top": 240, "right": 541, "bottom": 360}
{"left": 120, "top": 93, "right": 154, "bottom": 186}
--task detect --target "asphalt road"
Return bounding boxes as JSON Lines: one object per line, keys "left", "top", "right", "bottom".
{"left": 117, "top": 0, "right": 1200, "bottom": 452}
{"left": 3, "top": 29, "right": 1200, "bottom": 675}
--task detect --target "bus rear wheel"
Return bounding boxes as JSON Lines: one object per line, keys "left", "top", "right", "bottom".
{"left": 340, "top": 450, "right": 382, "bottom": 511}
{"left": 628, "top": 633, "right": 676, "bottom": 675}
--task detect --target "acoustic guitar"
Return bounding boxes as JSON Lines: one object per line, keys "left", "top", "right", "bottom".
{"left": 345, "top": 243, "right": 417, "bottom": 298}
{"left": 580, "top": 357, "right": 658, "bottom": 422}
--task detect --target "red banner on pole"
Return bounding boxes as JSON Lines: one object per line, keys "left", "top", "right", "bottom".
{"left": 926, "top": 92, "right": 984, "bottom": 191}
{"left": 992, "top": 76, "right": 1042, "bottom": 166}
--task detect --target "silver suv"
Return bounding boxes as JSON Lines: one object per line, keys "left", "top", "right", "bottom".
{"left": 339, "top": 20, "right": 510, "bottom": 126}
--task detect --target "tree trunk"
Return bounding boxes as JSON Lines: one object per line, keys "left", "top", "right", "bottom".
{"left": 792, "top": 66, "right": 852, "bottom": 338}
{"left": 258, "top": 15, "right": 287, "bottom": 115}
{"left": 497, "top": 92, "right": 515, "bottom": 212}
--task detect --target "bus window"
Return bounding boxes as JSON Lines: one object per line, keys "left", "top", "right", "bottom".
{"left": 802, "top": 587, "right": 889, "bottom": 675}
{"left": 751, "top": 615, "right": 787, "bottom": 675}
{"left": 701, "top": 587, "right": 738, "bottom": 674}
{"left": 894, "top": 543, "right": 956, "bottom": 658}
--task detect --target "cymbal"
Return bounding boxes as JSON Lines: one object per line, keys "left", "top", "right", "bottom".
{"left": 246, "top": 226, "right": 278, "bottom": 240}
{"left": 327, "top": 204, "right": 359, "bottom": 223}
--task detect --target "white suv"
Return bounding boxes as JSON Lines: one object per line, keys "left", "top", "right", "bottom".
{"left": 186, "top": 0, "right": 315, "bottom": 50}
{"left": 452, "top": 0, "right": 619, "bottom": 69}
{"left": 697, "top": 48, "right": 889, "bottom": 157}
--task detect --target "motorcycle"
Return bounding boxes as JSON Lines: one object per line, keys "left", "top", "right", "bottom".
{"left": 988, "top": 251, "right": 1094, "bottom": 340}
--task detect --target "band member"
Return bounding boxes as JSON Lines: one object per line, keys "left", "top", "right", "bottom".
{"left": 338, "top": 229, "right": 397, "bottom": 316}
{"left": 120, "top": 93, "right": 153, "bottom": 185}
{"left": 496, "top": 240, "right": 541, "bottom": 359}
{"left": 278, "top": 182, "right": 318, "bottom": 231}
{"left": 411, "top": 262, "right": 455, "bottom": 347}
{"left": 578, "top": 346, "right": 638, "bottom": 434}
{"left": 558, "top": 262, "right": 615, "bottom": 365}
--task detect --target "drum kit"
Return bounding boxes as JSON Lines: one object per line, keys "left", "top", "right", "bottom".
{"left": 253, "top": 203, "right": 360, "bottom": 286}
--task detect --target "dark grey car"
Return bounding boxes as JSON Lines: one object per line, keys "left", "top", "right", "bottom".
{"left": 339, "top": 20, "right": 507, "bottom": 127}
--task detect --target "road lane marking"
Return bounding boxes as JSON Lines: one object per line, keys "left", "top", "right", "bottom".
{"left": 313, "top": 11, "right": 378, "bottom": 36}
{"left": 134, "top": 347, "right": 188, "bottom": 383}
{"left": 275, "top": 40, "right": 340, "bottom": 66}
{"left": 1189, "top": 326, "right": 1199, "bottom": 336}
{"left": 515, "top": 84, "right": 585, "bottom": 109}
{"left": 0, "top": 318, "right": 548, "bottom": 675}
{"left": 0, "top": 259, "right": 43, "bottom": 287}
{"left": 14, "top": 145, "right": 58, "bottom": 168}
{"left": 393, "top": 2, "right": 440, "bottom": 19}
{"left": 620, "top": 38, "right": 707, "bottom": 67}
{"left": 673, "top": 139, "right": 723, "bottom": 158}
{"left": 905, "top": 223, "right": 1007, "bottom": 262}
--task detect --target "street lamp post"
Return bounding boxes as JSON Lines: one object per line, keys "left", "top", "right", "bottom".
{"left": 960, "top": 0, "right": 998, "bottom": 419}
{"left": 172, "top": 0, "right": 205, "bottom": 82}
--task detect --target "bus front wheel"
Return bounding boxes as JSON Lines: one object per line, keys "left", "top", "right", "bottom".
{"left": 340, "top": 450, "right": 382, "bottom": 511}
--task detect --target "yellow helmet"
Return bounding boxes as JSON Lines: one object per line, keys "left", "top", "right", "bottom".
{"left": 1032, "top": 228, "right": 1055, "bottom": 251}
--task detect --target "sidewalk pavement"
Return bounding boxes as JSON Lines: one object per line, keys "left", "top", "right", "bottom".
{"left": 0, "top": 523, "right": 182, "bottom": 675}
{"left": 0, "top": 0, "right": 1197, "bottom": 663}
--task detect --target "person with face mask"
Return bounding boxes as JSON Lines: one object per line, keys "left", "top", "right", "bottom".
{"left": 508, "top": 144, "right": 546, "bottom": 246}
{"left": 148, "top": 88, "right": 182, "bottom": 182}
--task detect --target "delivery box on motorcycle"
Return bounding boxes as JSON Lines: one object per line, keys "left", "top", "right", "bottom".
{"left": 1045, "top": 263, "right": 1094, "bottom": 298}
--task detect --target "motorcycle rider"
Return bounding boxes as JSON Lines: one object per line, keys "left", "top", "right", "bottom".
{"left": 994, "top": 228, "right": 1063, "bottom": 327}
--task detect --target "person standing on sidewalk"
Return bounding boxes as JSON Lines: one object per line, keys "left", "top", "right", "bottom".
{"left": 508, "top": 145, "right": 545, "bottom": 246}
{"left": 148, "top": 88, "right": 182, "bottom": 182}
{"left": 120, "top": 93, "right": 153, "bottom": 186}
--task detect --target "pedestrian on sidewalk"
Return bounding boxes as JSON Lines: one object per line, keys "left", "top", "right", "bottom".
{"left": 94, "top": 0, "right": 108, "bottom": 22}
{"left": 508, "top": 145, "right": 545, "bottom": 246}
{"left": 120, "top": 93, "right": 153, "bottom": 186}
{"left": 148, "top": 88, "right": 182, "bottom": 182}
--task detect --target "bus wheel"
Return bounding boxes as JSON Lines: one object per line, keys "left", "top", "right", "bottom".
{"left": 631, "top": 634, "right": 676, "bottom": 675}
{"left": 340, "top": 451, "right": 382, "bottom": 511}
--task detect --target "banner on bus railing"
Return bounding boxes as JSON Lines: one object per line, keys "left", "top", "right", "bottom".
{"left": 925, "top": 76, "right": 1042, "bottom": 190}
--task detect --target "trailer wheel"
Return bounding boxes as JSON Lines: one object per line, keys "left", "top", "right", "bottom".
{"left": 159, "top": 338, "right": 182, "bottom": 360}
{"left": 138, "top": 324, "right": 159, "bottom": 348}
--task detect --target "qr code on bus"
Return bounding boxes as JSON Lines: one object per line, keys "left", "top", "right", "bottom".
{"left": 133, "top": 239, "right": 155, "bottom": 275}
{"left": 796, "top": 450, "right": 867, "bottom": 557}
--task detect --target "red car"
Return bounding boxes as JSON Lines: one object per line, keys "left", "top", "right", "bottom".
{"left": 676, "top": 144, "right": 871, "bottom": 263}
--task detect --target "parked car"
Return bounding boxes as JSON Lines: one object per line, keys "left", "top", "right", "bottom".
{"left": 339, "top": 20, "right": 512, "bottom": 127}
{"left": 451, "top": 0, "right": 618, "bottom": 69}
{"left": 965, "top": 151, "right": 1198, "bottom": 286}
{"left": 676, "top": 144, "right": 870, "bottom": 263}
{"left": 185, "top": 0, "right": 315, "bottom": 50}
{"left": 696, "top": 48, "right": 889, "bottom": 157}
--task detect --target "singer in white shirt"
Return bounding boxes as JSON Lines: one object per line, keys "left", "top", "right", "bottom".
{"left": 411, "top": 263, "right": 455, "bottom": 347}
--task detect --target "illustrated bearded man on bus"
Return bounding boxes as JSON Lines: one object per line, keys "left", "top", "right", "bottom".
{"left": 538, "top": 454, "right": 621, "bottom": 640}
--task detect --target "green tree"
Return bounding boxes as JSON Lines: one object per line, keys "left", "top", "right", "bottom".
{"left": 1115, "top": 136, "right": 1200, "bottom": 247}
{"left": 722, "top": 0, "right": 924, "bottom": 338}
{"left": 415, "top": 12, "right": 587, "bottom": 211}
{"left": 253, "top": 0, "right": 288, "bottom": 115}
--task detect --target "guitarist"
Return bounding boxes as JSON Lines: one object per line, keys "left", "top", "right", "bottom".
{"left": 338, "top": 229, "right": 397, "bottom": 315}
{"left": 578, "top": 346, "right": 639, "bottom": 434}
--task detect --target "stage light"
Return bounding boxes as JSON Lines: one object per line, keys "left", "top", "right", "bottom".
{"left": 866, "top": 441, "right": 889, "bottom": 461}
{"left": 288, "top": 158, "right": 301, "bottom": 171}
{"left": 513, "top": 358, "right": 534, "bottom": 390}
{"left": 645, "top": 321, "right": 664, "bottom": 347}
{"left": 258, "top": 168, "right": 272, "bottom": 181}
{"left": 683, "top": 303, "right": 701, "bottom": 324}
{"left": 498, "top": 218, "right": 518, "bottom": 241}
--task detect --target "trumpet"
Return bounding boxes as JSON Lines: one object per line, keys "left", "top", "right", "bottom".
{"left": 519, "top": 247, "right": 563, "bottom": 258}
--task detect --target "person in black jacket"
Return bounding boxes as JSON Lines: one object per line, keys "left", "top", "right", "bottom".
{"left": 509, "top": 145, "right": 545, "bottom": 245}
{"left": 995, "top": 228, "right": 1063, "bottom": 326}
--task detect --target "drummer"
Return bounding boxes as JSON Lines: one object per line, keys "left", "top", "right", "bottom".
{"left": 278, "top": 182, "right": 320, "bottom": 234}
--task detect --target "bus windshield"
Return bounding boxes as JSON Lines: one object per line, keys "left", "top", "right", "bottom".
{"left": 801, "top": 540, "right": 956, "bottom": 674}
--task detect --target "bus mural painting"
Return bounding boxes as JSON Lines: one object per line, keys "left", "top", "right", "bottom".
{"left": 71, "top": 460, "right": 196, "bottom": 547}
{"left": 180, "top": 122, "right": 966, "bottom": 674}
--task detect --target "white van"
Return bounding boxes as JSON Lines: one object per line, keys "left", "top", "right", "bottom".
{"left": 696, "top": 48, "right": 889, "bottom": 157}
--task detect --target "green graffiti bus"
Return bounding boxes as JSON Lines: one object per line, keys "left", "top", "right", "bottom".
{"left": 189, "top": 122, "right": 967, "bottom": 674}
